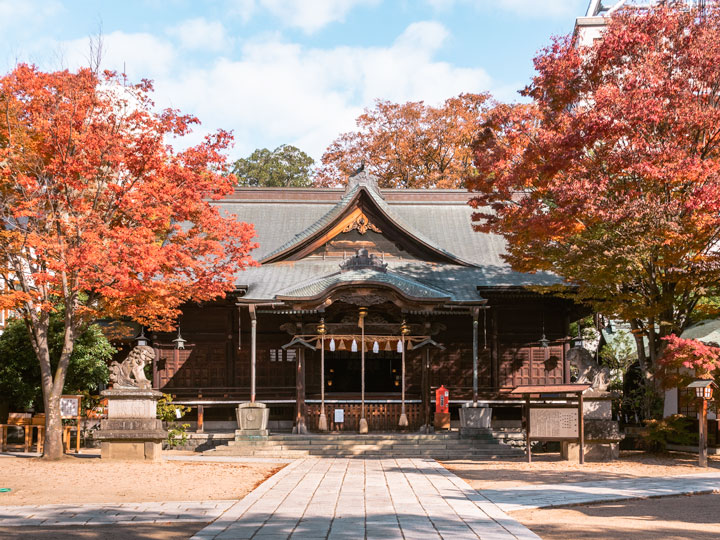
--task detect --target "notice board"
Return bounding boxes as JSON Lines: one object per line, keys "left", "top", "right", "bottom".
{"left": 529, "top": 407, "right": 578, "bottom": 439}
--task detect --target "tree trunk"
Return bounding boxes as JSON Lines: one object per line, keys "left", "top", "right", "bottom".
{"left": 43, "top": 387, "right": 64, "bottom": 459}
{"left": 630, "top": 319, "right": 655, "bottom": 419}
{"left": 29, "top": 309, "right": 77, "bottom": 460}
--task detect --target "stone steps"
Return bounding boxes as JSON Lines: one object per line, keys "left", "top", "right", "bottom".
{"left": 204, "top": 430, "right": 524, "bottom": 459}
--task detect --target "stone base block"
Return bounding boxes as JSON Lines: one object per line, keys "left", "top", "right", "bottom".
{"left": 100, "top": 418, "right": 163, "bottom": 431}
{"left": 459, "top": 406, "right": 492, "bottom": 429}
{"left": 236, "top": 402, "right": 270, "bottom": 432}
{"left": 100, "top": 440, "right": 163, "bottom": 460}
{"left": 235, "top": 429, "right": 269, "bottom": 439}
{"left": 562, "top": 441, "right": 620, "bottom": 462}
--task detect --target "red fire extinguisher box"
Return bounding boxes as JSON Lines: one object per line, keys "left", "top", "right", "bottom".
{"left": 434, "top": 385, "right": 450, "bottom": 430}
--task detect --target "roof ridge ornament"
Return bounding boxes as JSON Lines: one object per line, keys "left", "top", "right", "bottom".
{"left": 346, "top": 166, "right": 383, "bottom": 198}
{"left": 340, "top": 248, "right": 388, "bottom": 273}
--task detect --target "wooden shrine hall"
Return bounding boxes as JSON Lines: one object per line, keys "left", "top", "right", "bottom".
{"left": 150, "top": 171, "right": 581, "bottom": 432}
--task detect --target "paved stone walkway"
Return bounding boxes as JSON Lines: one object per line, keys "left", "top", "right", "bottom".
{"left": 482, "top": 471, "right": 720, "bottom": 513}
{"left": 191, "top": 458, "right": 540, "bottom": 540}
{"left": 0, "top": 500, "right": 234, "bottom": 527}
{"left": 2, "top": 457, "right": 719, "bottom": 539}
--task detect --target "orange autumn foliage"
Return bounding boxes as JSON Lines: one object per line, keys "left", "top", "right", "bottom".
{"left": 0, "top": 65, "right": 257, "bottom": 458}
{"left": 468, "top": 5, "right": 720, "bottom": 367}
{"left": 316, "top": 93, "right": 489, "bottom": 188}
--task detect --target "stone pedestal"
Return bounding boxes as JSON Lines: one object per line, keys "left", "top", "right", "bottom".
{"left": 459, "top": 404, "right": 492, "bottom": 436}
{"left": 235, "top": 402, "right": 269, "bottom": 438}
{"left": 95, "top": 388, "right": 166, "bottom": 460}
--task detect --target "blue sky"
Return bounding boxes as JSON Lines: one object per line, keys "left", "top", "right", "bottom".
{"left": 1, "top": 0, "right": 590, "bottom": 162}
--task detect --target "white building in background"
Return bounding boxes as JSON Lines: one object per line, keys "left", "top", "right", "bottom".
{"left": 576, "top": 1, "right": 711, "bottom": 46}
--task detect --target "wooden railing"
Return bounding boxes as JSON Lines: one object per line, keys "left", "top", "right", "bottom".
{"left": 306, "top": 402, "right": 424, "bottom": 431}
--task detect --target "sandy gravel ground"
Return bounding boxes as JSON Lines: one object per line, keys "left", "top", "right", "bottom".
{"left": 0, "top": 455, "right": 284, "bottom": 505}
{"left": 443, "top": 451, "right": 720, "bottom": 490}
{"left": 513, "top": 493, "right": 720, "bottom": 540}
{"left": 0, "top": 523, "right": 207, "bottom": 540}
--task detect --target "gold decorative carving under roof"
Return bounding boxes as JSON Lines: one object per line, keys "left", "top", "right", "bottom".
{"left": 342, "top": 213, "right": 381, "bottom": 235}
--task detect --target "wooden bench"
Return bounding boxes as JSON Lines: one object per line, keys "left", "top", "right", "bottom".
{"left": 0, "top": 414, "right": 45, "bottom": 453}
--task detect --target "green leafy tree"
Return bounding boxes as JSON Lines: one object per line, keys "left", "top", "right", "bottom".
{"left": 0, "top": 315, "right": 114, "bottom": 411}
{"left": 232, "top": 145, "right": 315, "bottom": 187}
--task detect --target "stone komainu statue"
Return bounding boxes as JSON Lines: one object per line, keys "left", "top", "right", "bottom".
{"left": 109, "top": 345, "right": 154, "bottom": 389}
{"left": 567, "top": 346, "right": 611, "bottom": 392}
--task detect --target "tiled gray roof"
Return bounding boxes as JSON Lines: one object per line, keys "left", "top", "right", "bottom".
{"left": 257, "top": 181, "right": 472, "bottom": 265}
{"left": 220, "top": 182, "right": 564, "bottom": 301}
{"left": 235, "top": 260, "right": 560, "bottom": 302}
{"left": 276, "top": 268, "right": 453, "bottom": 301}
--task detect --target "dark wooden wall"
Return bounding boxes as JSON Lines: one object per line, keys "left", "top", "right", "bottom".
{"left": 153, "top": 295, "right": 573, "bottom": 403}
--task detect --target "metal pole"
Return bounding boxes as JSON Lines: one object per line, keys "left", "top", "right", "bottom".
{"left": 250, "top": 316, "right": 257, "bottom": 403}
{"left": 472, "top": 309, "right": 479, "bottom": 405}
{"left": 399, "top": 334, "right": 408, "bottom": 427}
{"left": 319, "top": 331, "right": 327, "bottom": 431}
{"left": 700, "top": 398, "right": 708, "bottom": 467}
{"left": 359, "top": 308, "right": 368, "bottom": 433}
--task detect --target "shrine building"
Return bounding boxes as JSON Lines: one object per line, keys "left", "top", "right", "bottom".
{"left": 150, "top": 171, "right": 581, "bottom": 432}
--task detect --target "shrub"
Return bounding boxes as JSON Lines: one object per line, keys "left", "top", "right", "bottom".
{"left": 641, "top": 414, "right": 697, "bottom": 452}
{"left": 157, "top": 394, "right": 191, "bottom": 447}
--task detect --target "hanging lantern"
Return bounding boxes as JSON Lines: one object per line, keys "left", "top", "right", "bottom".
{"left": 373, "top": 340, "right": 379, "bottom": 353}
{"left": 351, "top": 339, "right": 358, "bottom": 352}
{"left": 173, "top": 326, "right": 186, "bottom": 350}
{"left": 338, "top": 340, "right": 346, "bottom": 351}
{"left": 397, "top": 339, "right": 403, "bottom": 353}
{"left": 329, "top": 338, "right": 336, "bottom": 352}
{"left": 384, "top": 340, "right": 392, "bottom": 352}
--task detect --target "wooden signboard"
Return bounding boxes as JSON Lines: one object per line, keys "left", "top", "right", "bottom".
{"left": 60, "top": 395, "right": 82, "bottom": 419}
{"left": 529, "top": 408, "right": 578, "bottom": 439}
{"left": 60, "top": 395, "right": 83, "bottom": 454}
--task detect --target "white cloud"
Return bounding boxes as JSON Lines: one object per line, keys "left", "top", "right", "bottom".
{"left": 0, "top": 0, "right": 61, "bottom": 32}
{"left": 166, "top": 18, "right": 231, "bottom": 52}
{"left": 153, "top": 20, "right": 492, "bottom": 160}
{"left": 427, "top": 0, "right": 577, "bottom": 18}
{"left": 63, "top": 31, "right": 177, "bottom": 79}
{"left": 56, "top": 21, "right": 494, "bottom": 162}
{"left": 229, "top": 0, "right": 381, "bottom": 33}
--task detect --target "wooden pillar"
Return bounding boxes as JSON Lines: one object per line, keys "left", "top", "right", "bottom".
{"left": 491, "top": 309, "right": 499, "bottom": 390}
{"left": 152, "top": 346, "right": 160, "bottom": 390}
{"left": 472, "top": 308, "right": 479, "bottom": 404}
{"left": 699, "top": 398, "right": 708, "bottom": 467}
{"left": 525, "top": 394, "right": 531, "bottom": 463}
{"left": 296, "top": 347, "right": 307, "bottom": 434}
{"left": 563, "top": 313, "right": 571, "bottom": 384}
{"left": 578, "top": 391, "right": 585, "bottom": 465}
{"left": 197, "top": 405, "right": 204, "bottom": 433}
{"left": 249, "top": 305, "right": 257, "bottom": 403}
{"left": 422, "top": 348, "right": 431, "bottom": 430}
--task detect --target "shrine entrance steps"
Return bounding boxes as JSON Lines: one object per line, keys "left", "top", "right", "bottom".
{"left": 203, "top": 430, "right": 524, "bottom": 460}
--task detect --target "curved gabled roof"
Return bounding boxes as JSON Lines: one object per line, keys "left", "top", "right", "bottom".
{"left": 259, "top": 172, "right": 475, "bottom": 266}
{"left": 276, "top": 267, "right": 453, "bottom": 303}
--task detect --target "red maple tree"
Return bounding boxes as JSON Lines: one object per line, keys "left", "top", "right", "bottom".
{"left": 317, "top": 93, "right": 489, "bottom": 188}
{"left": 0, "top": 65, "right": 257, "bottom": 458}
{"left": 468, "top": 5, "right": 720, "bottom": 378}
{"left": 657, "top": 335, "right": 720, "bottom": 390}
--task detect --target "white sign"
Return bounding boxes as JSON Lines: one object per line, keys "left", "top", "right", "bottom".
{"left": 334, "top": 408, "right": 344, "bottom": 423}
{"left": 60, "top": 396, "right": 81, "bottom": 418}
